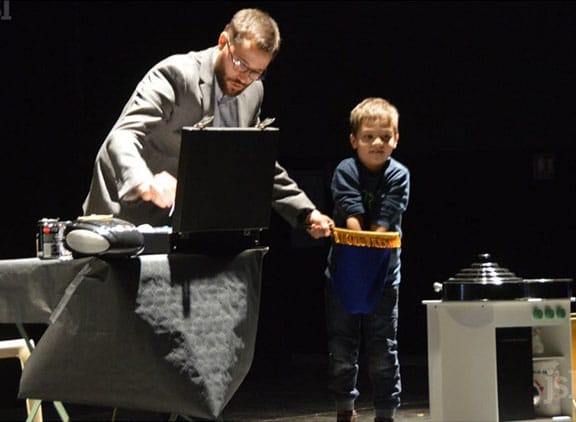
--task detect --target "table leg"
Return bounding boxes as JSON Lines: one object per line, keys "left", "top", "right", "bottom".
{"left": 16, "top": 323, "right": 70, "bottom": 422}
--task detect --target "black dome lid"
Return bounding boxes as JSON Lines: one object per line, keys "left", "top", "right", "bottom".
{"left": 446, "top": 253, "right": 523, "bottom": 284}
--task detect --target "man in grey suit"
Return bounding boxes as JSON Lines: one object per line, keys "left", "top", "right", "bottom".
{"left": 83, "top": 8, "right": 333, "bottom": 238}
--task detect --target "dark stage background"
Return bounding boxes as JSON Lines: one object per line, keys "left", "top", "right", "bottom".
{"left": 0, "top": 0, "right": 575, "bottom": 404}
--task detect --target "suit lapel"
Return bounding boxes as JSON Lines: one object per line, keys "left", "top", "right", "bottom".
{"left": 198, "top": 47, "right": 217, "bottom": 119}
{"left": 237, "top": 94, "right": 249, "bottom": 127}
{"left": 237, "top": 81, "right": 263, "bottom": 127}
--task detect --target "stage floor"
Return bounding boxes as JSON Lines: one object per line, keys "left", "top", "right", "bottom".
{"left": 0, "top": 353, "right": 430, "bottom": 421}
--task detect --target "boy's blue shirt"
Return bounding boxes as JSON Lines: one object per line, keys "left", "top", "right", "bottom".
{"left": 332, "top": 156, "right": 410, "bottom": 234}
{"left": 327, "top": 155, "right": 410, "bottom": 289}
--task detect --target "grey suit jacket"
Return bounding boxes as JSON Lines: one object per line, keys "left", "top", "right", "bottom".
{"left": 83, "top": 47, "right": 315, "bottom": 227}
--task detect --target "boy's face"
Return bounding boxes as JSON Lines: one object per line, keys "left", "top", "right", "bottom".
{"left": 350, "top": 118, "right": 399, "bottom": 173}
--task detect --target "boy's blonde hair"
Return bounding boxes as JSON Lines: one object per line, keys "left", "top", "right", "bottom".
{"left": 350, "top": 97, "right": 399, "bottom": 135}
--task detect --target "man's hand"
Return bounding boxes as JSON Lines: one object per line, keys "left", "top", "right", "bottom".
{"left": 305, "top": 209, "right": 334, "bottom": 239}
{"left": 137, "top": 171, "right": 177, "bottom": 209}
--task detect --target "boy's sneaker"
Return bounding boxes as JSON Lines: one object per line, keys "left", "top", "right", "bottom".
{"left": 336, "top": 409, "right": 357, "bottom": 422}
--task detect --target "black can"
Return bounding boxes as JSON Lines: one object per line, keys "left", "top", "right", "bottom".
{"left": 37, "top": 218, "right": 71, "bottom": 259}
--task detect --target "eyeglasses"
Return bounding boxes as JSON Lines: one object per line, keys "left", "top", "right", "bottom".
{"left": 226, "top": 40, "right": 265, "bottom": 81}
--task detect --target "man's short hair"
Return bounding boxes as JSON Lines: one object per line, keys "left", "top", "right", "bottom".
{"left": 225, "top": 9, "right": 281, "bottom": 56}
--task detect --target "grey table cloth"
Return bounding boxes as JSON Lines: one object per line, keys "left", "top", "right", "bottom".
{"left": 0, "top": 249, "right": 267, "bottom": 420}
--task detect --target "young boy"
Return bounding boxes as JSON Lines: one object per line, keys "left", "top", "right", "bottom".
{"left": 325, "top": 97, "right": 410, "bottom": 422}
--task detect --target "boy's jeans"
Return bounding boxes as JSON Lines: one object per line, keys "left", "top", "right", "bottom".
{"left": 325, "top": 280, "right": 401, "bottom": 412}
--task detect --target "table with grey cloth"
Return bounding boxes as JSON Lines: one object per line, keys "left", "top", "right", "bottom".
{"left": 0, "top": 249, "right": 268, "bottom": 420}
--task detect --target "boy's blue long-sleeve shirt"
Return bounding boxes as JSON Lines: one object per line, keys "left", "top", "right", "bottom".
{"left": 327, "top": 156, "right": 410, "bottom": 288}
